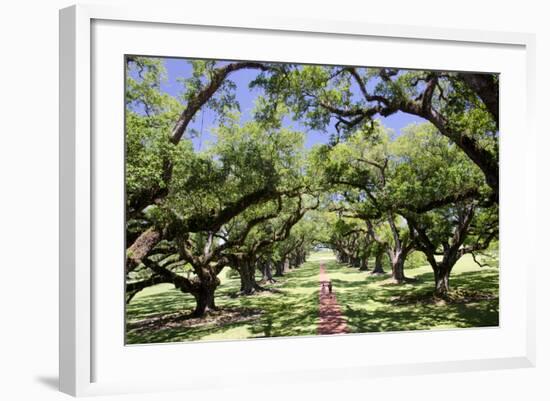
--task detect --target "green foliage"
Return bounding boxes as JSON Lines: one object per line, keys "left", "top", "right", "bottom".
{"left": 124, "top": 56, "right": 499, "bottom": 325}
{"left": 253, "top": 66, "right": 498, "bottom": 153}
{"left": 389, "top": 123, "right": 488, "bottom": 208}
{"left": 405, "top": 251, "right": 427, "bottom": 269}
{"left": 181, "top": 60, "right": 240, "bottom": 124}
{"left": 125, "top": 57, "right": 185, "bottom": 217}
{"left": 165, "top": 116, "right": 306, "bottom": 231}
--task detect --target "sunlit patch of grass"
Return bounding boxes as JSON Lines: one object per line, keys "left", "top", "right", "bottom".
{"left": 200, "top": 325, "right": 254, "bottom": 340}
{"left": 308, "top": 250, "right": 336, "bottom": 262}
{"left": 132, "top": 283, "right": 175, "bottom": 300}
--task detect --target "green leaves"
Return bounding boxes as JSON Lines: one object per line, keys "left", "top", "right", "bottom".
{"left": 389, "top": 123, "right": 486, "bottom": 210}
{"left": 125, "top": 57, "right": 499, "bottom": 300}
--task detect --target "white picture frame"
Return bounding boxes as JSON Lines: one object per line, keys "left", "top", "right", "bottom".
{"left": 59, "top": 3, "right": 536, "bottom": 397}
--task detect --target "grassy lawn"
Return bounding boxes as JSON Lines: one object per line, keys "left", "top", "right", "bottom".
{"left": 126, "top": 251, "right": 498, "bottom": 344}
{"left": 307, "top": 249, "right": 335, "bottom": 262}
{"left": 126, "top": 260, "right": 322, "bottom": 344}
{"left": 326, "top": 254, "right": 499, "bottom": 333}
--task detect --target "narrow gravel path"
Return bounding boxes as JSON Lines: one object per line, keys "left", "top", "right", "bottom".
{"left": 318, "top": 262, "right": 348, "bottom": 335}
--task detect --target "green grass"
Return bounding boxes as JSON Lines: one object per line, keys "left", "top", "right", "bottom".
{"left": 307, "top": 249, "right": 336, "bottom": 262}
{"left": 326, "top": 254, "right": 499, "bottom": 333}
{"left": 126, "top": 261, "right": 321, "bottom": 344}
{"left": 126, "top": 251, "right": 499, "bottom": 344}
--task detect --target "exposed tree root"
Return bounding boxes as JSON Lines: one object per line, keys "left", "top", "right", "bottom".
{"left": 127, "top": 307, "right": 263, "bottom": 334}
{"left": 380, "top": 276, "right": 421, "bottom": 286}
{"left": 231, "top": 285, "right": 284, "bottom": 298}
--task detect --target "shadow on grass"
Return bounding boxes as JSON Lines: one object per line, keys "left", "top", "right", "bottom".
{"left": 126, "top": 261, "right": 321, "bottom": 344}
{"left": 321, "top": 259, "right": 499, "bottom": 334}
{"left": 126, "top": 256, "right": 499, "bottom": 343}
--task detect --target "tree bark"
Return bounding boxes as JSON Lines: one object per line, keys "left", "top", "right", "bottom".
{"left": 457, "top": 73, "right": 499, "bottom": 126}
{"left": 182, "top": 264, "right": 222, "bottom": 317}
{"left": 359, "top": 256, "right": 369, "bottom": 271}
{"left": 372, "top": 251, "right": 385, "bottom": 274}
{"left": 435, "top": 273, "right": 450, "bottom": 296}
{"left": 192, "top": 283, "right": 217, "bottom": 317}
{"left": 274, "top": 261, "right": 284, "bottom": 277}
{"left": 126, "top": 274, "right": 172, "bottom": 303}
{"left": 126, "top": 227, "right": 161, "bottom": 273}
{"left": 389, "top": 251, "right": 407, "bottom": 283}
{"left": 433, "top": 262, "right": 452, "bottom": 297}
{"left": 408, "top": 203, "right": 479, "bottom": 296}
{"left": 238, "top": 260, "right": 263, "bottom": 295}
{"left": 283, "top": 258, "right": 290, "bottom": 273}
{"left": 298, "top": 251, "right": 306, "bottom": 265}
{"left": 260, "top": 261, "right": 276, "bottom": 283}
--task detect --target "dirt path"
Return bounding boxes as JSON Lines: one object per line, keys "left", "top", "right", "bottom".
{"left": 318, "top": 262, "right": 348, "bottom": 335}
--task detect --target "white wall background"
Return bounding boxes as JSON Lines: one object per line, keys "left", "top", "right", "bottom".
{"left": 0, "top": 1, "right": 547, "bottom": 400}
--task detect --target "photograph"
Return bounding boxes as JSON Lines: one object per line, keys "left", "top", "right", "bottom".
{"left": 124, "top": 56, "right": 499, "bottom": 344}
{"left": 2, "top": 0, "right": 547, "bottom": 399}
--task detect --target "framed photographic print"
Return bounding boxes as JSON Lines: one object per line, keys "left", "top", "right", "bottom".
{"left": 59, "top": 3, "right": 536, "bottom": 397}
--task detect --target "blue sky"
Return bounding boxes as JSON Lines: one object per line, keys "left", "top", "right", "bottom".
{"left": 158, "top": 58, "right": 426, "bottom": 151}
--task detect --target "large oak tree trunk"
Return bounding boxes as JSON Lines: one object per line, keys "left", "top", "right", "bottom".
{"left": 299, "top": 253, "right": 305, "bottom": 266}
{"left": 389, "top": 251, "right": 407, "bottom": 283}
{"left": 192, "top": 282, "right": 218, "bottom": 317}
{"left": 261, "top": 261, "right": 276, "bottom": 284}
{"left": 359, "top": 256, "right": 369, "bottom": 271}
{"left": 339, "top": 253, "right": 349, "bottom": 264}
{"left": 434, "top": 263, "right": 452, "bottom": 297}
{"left": 372, "top": 251, "right": 385, "bottom": 274}
{"left": 283, "top": 258, "right": 290, "bottom": 273}
{"left": 238, "top": 260, "right": 263, "bottom": 295}
{"left": 274, "top": 261, "right": 284, "bottom": 277}
{"left": 386, "top": 214, "right": 411, "bottom": 283}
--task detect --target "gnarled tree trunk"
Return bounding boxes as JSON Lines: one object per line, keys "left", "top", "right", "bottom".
{"left": 372, "top": 250, "right": 385, "bottom": 274}
{"left": 192, "top": 283, "right": 217, "bottom": 317}
{"left": 283, "top": 258, "right": 290, "bottom": 273}
{"left": 435, "top": 271, "right": 450, "bottom": 296}
{"left": 274, "top": 261, "right": 284, "bottom": 277}
{"left": 388, "top": 250, "right": 408, "bottom": 283}
{"left": 433, "top": 261, "right": 453, "bottom": 297}
{"left": 359, "top": 256, "right": 369, "bottom": 271}
{"left": 189, "top": 270, "right": 220, "bottom": 317}
{"left": 238, "top": 259, "right": 263, "bottom": 295}
{"left": 260, "top": 261, "right": 276, "bottom": 284}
